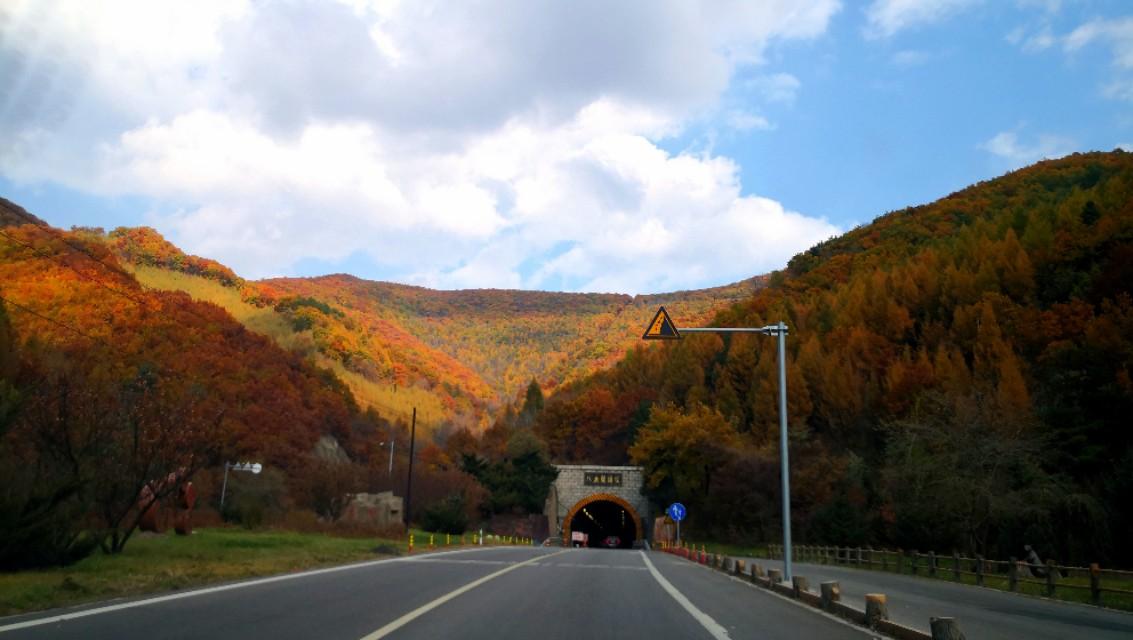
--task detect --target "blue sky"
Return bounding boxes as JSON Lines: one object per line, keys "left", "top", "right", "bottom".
{"left": 2, "top": 1, "right": 1131, "bottom": 294}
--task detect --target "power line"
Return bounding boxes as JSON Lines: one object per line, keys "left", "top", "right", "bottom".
{"left": 1, "top": 213, "right": 232, "bottom": 328}
{"left": 0, "top": 292, "right": 100, "bottom": 342}
{"left": 0, "top": 228, "right": 159, "bottom": 313}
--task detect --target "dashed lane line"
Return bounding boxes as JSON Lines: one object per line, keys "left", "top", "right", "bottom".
{"left": 357, "top": 549, "right": 571, "bottom": 640}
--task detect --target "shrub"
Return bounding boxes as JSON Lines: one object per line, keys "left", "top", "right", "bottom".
{"left": 422, "top": 494, "right": 469, "bottom": 534}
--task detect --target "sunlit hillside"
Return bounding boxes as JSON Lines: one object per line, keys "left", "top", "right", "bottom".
{"left": 103, "top": 227, "right": 761, "bottom": 430}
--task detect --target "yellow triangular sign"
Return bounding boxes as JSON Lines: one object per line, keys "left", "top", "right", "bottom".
{"left": 642, "top": 306, "right": 681, "bottom": 340}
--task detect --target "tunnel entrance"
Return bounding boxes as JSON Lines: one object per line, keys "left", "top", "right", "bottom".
{"left": 564, "top": 494, "right": 640, "bottom": 549}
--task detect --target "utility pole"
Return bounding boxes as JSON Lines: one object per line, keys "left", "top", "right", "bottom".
{"left": 404, "top": 407, "right": 416, "bottom": 529}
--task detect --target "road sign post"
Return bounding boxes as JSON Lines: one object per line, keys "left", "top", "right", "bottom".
{"left": 645, "top": 308, "right": 793, "bottom": 582}
{"left": 667, "top": 502, "right": 686, "bottom": 546}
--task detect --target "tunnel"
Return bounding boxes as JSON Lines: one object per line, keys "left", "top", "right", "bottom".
{"left": 567, "top": 497, "right": 638, "bottom": 549}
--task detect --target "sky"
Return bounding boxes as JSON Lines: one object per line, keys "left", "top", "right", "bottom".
{"left": 1, "top": 1, "right": 1131, "bottom": 295}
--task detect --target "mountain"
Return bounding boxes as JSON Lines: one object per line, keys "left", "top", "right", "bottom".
{"left": 536, "top": 150, "right": 1133, "bottom": 565}
{"left": 103, "top": 226, "right": 761, "bottom": 431}
{"left": 0, "top": 217, "right": 380, "bottom": 471}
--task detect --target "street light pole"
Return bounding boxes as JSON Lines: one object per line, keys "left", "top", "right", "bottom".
{"left": 776, "top": 320, "right": 793, "bottom": 583}
{"left": 649, "top": 308, "right": 793, "bottom": 582}
{"left": 219, "top": 461, "right": 262, "bottom": 510}
{"left": 380, "top": 437, "right": 395, "bottom": 478}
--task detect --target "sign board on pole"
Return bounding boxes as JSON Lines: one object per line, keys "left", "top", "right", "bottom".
{"left": 667, "top": 502, "right": 686, "bottom": 522}
{"left": 642, "top": 306, "right": 680, "bottom": 340}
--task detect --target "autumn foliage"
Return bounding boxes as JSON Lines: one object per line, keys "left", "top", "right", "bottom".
{"left": 539, "top": 151, "right": 1133, "bottom": 565}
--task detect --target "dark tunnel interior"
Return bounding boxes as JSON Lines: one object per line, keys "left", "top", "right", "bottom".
{"left": 569, "top": 500, "right": 636, "bottom": 549}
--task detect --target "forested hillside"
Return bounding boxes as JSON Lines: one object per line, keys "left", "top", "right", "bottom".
{"left": 537, "top": 151, "right": 1133, "bottom": 565}
{"left": 101, "top": 225, "right": 759, "bottom": 430}
{"left": 0, "top": 211, "right": 397, "bottom": 565}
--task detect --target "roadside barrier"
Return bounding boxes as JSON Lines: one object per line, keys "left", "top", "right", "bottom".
{"left": 407, "top": 531, "right": 532, "bottom": 554}
{"left": 656, "top": 543, "right": 965, "bottom": 640}
{"left": 767, "top": 543, "right": 1133, "bottom": 610}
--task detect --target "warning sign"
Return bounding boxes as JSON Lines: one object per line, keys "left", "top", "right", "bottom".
{"left": 642, "top": 306, "right": 680, "bottom": 340}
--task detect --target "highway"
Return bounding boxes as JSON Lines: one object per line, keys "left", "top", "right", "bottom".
{"left": 738, "top": 556, "right": 1133, "bottom": 640}
{"left": 0, "top": 547, "right": 873, "bottom": 640}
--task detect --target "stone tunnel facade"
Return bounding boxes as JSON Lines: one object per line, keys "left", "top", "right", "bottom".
{"left": 544, "top": 464, "right": 651, "bottom": 545}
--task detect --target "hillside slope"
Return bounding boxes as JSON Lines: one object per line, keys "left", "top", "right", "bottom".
{"left": 100, "top": 226, "right": 760, "bottom": 430}
{"left": 538, "top": 151, "right": 1133, "bottom": 565}
{"left": 0, "top": 219, "right": 381, "bottom": 471}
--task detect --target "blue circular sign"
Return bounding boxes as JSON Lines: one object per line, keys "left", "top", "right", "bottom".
{"left": 668, "top": 502, "right": 686, "bottom": 522}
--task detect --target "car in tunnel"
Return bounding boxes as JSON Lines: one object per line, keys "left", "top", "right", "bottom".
{"left": 601, "top": 536, "right": 621, "bottom": 548}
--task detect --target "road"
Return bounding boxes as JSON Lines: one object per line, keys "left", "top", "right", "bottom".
{"left": 738, "top": 556, "right": 1133, "bottom": 640}
{"left": 0, "top": 547, "right": 874, "bottom": 640}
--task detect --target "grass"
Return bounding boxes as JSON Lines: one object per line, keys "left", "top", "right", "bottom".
{"left": 670, "top": 539, "right": 771, "bottom": 561}
{"left": 0, "top": 526, "right": 533, "bottom": 618}
{"left": 0, "top": 528, "right": 403, "bottom": 617}
{"left": 130, "top": 266, "right": 302, "bottom": 349}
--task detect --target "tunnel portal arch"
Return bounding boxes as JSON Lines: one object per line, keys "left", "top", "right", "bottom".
{"left": 544, "top": 465, "right": 650, "bottom": 547}
{"left": 562, "top": 493, "right": 643, "bottom": 547}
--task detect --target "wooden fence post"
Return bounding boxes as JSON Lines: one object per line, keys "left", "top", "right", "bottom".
{"left": 857, "top": 546, "right": 863, "bottom": 566}
{"left": 929, "top": 551, "right": 937, "bottom": 577}
{"left": 976, "top": 555, "right": 984, "bottom": 587}
{"left": 1008, "top": 557, "right": 1018, "bottom": 591}
{"left": 882, "top": 549, "right": 889, "bottom": 572}
{"left": 953, "top": 552, "right": 961, "bottom": 580}
{"left": 1046, "top": 560, "right": 1056, "bottom": 597}
{"left": 1090, "top": 563, "right": 1101, "bottom": 605}
{"left": 912, "top": 550, "right": 919, "bottom": 576}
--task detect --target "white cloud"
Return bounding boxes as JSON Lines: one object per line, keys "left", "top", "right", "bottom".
{"left": 981, "top": 130, "right": 1075, "bottom": 168}
{"left": 746, "top": 73, "right": 802, "bottom": 104}
{"left": 0, "top": 0, "right": 843, "bottom": 294}
{"left": 1060, "top": 17, "right": 1133, "bottom": 103}
{"left": 865, "top": 0, "right": 980, "bottom": 38}
{"left": 892, "top": 49, "right": 931, "bottom": 66}
{"left": 1117, "top": 142, "right": 1133, "bottom": 151}
{"left": 726, "top": 111, "right": 773, "bottom": 132}
{"left": 1015, "top": 25, "right": 1056, "bottom": 52}
{"left": 1064, "top": 17, "right": 1133, "bottom": 68}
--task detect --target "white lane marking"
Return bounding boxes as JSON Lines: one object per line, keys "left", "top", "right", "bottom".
{"left": 681, "top": 557, "right": 878, "bottom": 638}
{"left": 0, "top": 546, "right": 512, "bottom": 634}
{"left": 358, "top": 549, "right": 570, "bottom": 640}
{"left": 403, "top": 559, "right": 514, "bottom": 566}
{"left": 639, "top": 551, "right": 732, "bottom": 640}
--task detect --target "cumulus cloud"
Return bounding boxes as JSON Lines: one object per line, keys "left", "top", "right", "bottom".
{"left": 0, "top": 0, "right": 842, "bottom": 294}
{"left": 981, "top": 130, "right": 1075, "bottom": 168}
{"left": 865, "top": 0, "right": 980, "bottom": 38}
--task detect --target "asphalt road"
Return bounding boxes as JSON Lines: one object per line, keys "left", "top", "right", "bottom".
{"left": 0, "top": 547, "right": 875, "bottom": 640}
{"left": 739, "top": 556, "right": 1133, "bottom": 640}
